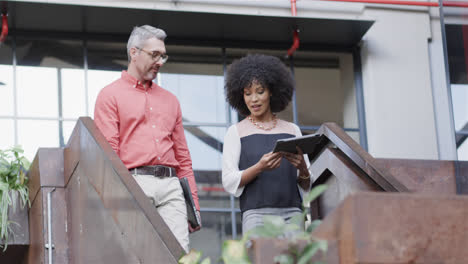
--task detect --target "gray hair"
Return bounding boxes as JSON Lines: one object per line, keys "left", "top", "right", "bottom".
{"left": 127, "top": 25, "right": 167, "bottom": 62}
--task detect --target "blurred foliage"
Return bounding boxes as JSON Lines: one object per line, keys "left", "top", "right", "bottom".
{"left": 0, "top": 146, "right": 31, "bottom": 251}
{"left": 179, "top": 184, "right": 328, "bottom": 264}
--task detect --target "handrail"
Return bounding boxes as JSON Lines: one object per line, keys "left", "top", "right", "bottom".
{"left": 314, "top": 122, "right": 409, "bottom": 192}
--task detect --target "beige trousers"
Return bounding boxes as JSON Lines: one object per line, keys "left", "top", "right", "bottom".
{"left": 132, "top": 174, "right": 189, "bottom": 252}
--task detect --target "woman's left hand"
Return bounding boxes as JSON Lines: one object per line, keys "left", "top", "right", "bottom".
{"left": 281, "top": 146, "right": 309, "bottom": 176}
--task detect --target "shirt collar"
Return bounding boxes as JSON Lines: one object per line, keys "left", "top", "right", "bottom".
{"left": 121, "top": 70, "right": 154, "bottom": 91}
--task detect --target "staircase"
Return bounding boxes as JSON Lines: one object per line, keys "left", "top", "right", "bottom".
{"left": 2, "top": 120, "right": 467, "bottom": 263}
{"left": 250, "top": 123, "right": 468, "bottom": 263}
{"left": 1, "top": 117, "right": 184, "bottom": 263}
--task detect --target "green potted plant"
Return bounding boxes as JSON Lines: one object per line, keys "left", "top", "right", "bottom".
{"left": 179, "top": 184, "right": 328, "bottom": 264}
{"left": 0, "top": 146, "right": 31, "bottom": 251}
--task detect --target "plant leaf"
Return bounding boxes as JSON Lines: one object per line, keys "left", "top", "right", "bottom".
{"left": 297, "top": 243, "right": 320, "bottom": 264}
{"left": 221, "top": 240, "right": 250, "bottom": 264}
{"left": 179, "top": 249, "right": 202, "bottom": 264}
{"left": 273, "top": 254, "right": 294, "bottom": 264}
{"left": 200, "top": 258, "right": 211, "bottom": 264}
{"left": 306, "top": 220, "right": 322, "bottom": 233}
{"left": 303, "top": 184, "right": 327, "bottom": 204}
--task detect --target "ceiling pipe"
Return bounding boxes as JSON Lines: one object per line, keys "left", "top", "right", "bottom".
{"left": 291, "top": 0, "right": 297, "bottom": 16}
{"left": 287, "top": 29, "right": 300, "bottom": 57}
{"left": 0, "top": 13, "right": 8, "bottom": 43}
{"left": 287, "top": 0, "right": 299, "bottom": 58}
{"left": 321, "top": 0, "right": 468, "bottom": 7}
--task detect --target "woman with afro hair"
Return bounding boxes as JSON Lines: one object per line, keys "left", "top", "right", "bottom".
{"left": 222, "top": 54, "right": 311, "bottom": 233}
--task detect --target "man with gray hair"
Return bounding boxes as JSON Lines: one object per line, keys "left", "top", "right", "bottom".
{"left": 94, "top": 25, "right": 201, "bottom": 252}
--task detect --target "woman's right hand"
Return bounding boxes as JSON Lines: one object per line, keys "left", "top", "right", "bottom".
{"left": 239, "top": 152, "right": 283, "bottom": 187}
{"left": 256, "top": 152, "right": 282, "bottom": 172}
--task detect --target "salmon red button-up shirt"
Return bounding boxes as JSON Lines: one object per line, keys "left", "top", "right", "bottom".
{"left": 94, "top": 71, "right": 199, "bottom": 210}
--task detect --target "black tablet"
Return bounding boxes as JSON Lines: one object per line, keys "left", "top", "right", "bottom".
{"left": 272, "top": 134, "right": 322, "bottom": 154}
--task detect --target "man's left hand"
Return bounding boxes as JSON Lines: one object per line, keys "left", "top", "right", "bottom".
{"left": 188, "top": 211, "right": 202, "bottom": 233}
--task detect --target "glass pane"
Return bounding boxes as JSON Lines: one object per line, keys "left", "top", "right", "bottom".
{"left": 296, "top": 66, "right": 349, "bottom": 127}
{"left": 17, "top": 120, "right": 59, "bottom": 161}
{"left": 189, "top": 212, "right": 241, "bottom": 262}
{"left": 161, "top": 73, "right": 226, "bottom": 123}
{"left": 0, "top": 65, "right": 14, "bottom": 116}
{"left": 87, "top": 41, "right": 127, "bottom": 71}
{"left": 87, "top": 69, "right": 121, "bottom": 117}
{"left": 346, "top": 131, "right": 361, "bottom": 145}
{"left": 63, "top": 120, "right": 79, "bottom": 145}
{"left": 0, "top": 39, "right": 12, "bottom": 65}
{"left": 451, "top": 84, "right": 468, "bottom": 132}
{"left": 0, "top": 41, "right": 13, "bottom": 116}
{"left": 16, "top": 39, "right": 83, "bottom": 68}
{"left": 185, "top": 126, "right": 229, "bottom": 208}
{"left": 457, "top": 135, "right": 468, "bottom": 160}
{"left": 165, "top": 45, "right": 223, "bottom": 67}
{"left": 62, "top": 69, "right": 86, "bottom": 118}
{"left": 0, "top": 119, "right": 15, "bottom": 150}
{"left": 185, "top": 126, "right": 225, "bottom": 170}
{"left": 16, "top": 38, "right": 83, "bottom": 119}
{"left": 16, "top": 66, "right": 58, "bottom": 117}
{"left": 446, "top": 24, "right": 468, "bottom": 84}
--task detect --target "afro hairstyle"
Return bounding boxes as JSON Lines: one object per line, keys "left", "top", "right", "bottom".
{"left": 225, "top": 54, "right": 295, "bottom": 116}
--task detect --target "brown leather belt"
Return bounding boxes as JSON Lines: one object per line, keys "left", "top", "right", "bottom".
{"left": 130, "top": 165, "right": 176, "bottom": 178}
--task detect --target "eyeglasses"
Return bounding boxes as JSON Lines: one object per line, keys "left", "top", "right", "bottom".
{"left": 136, "top": 47, "right": 169, "bottom": 63}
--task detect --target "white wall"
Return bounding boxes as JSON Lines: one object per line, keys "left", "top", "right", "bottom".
{"left": 361, "top": 8, "right": 439, "bottom": 159}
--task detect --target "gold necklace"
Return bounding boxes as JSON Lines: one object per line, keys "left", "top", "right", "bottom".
{"left": 248, "top": 114, "right": 277, "bottom": 131}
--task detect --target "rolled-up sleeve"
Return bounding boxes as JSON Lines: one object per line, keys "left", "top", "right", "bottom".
{"left": 94, "top": 88, "right": 120, "bottom": 156}
{"left": 172, "top": 102, "right": 200, "bottom": 211}
{"left": 222, "top": 125, "right": 245, "bottom": 197}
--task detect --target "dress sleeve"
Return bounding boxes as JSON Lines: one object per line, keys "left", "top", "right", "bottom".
{"left": 293, "top": 124, "right": 312, "bottom": 192}
{"left": 222, "top": 125, "right": 245, "bottom": 197}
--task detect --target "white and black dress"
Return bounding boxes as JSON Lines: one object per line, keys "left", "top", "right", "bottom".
{"left": 222, "top": 119, "right": 311, "bottom": 233}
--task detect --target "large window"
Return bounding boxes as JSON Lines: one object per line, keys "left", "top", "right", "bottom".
{"left": 0, "top": 36, "right": 365, "bottom": 261}
{"left": 445, "top": 24, "right": 468, "bottom": 160}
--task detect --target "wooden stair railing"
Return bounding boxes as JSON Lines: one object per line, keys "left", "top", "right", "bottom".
{"left": 308, "top": 122, "right": 463, "bottom": 218}
{"left": 249, "top": 122, "right": 466, "bottom": 263}
{"left": 23, "top": 117, "right": 184, "bottom": 263}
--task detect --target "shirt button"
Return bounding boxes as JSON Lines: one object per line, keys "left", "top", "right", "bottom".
{"left": 150, "top": 107, "right": 153, "bottom": 111}
{"left": 152, "top": 125, "right": 156, "bottom": 128}
{"left": 145, "top": 92, "right": 148, "bottom": 94}
{"left": 155, "top": 139, "right": 159, "bottom": 142}
{"left": 158, "top": 157, "right": 161, "bottom": 160}
{"left": 133, "top": 85, "right": 136, "bottom": 88}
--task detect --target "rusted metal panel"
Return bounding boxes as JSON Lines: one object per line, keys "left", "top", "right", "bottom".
{"left": 27, "top": 148, "right": 65, "bottom": 196}
{"left": 309, "top": 146, "right": 381, "bottom": 218}
{"left": 42, "top": 187, "right": 69, "bottom": 264}
{"left": 28, "top": 153, "right": 41, "bottom": 205}
{"left": 25, "top": 189, "right": 44, "bottom": 264}
{"left": 313, "top": 192, "right": 468, "bottom": 263}
{"left": 38, "top": 148, "right": 65, "bottom": 188}
{"left": 375, "top": 158, "right": 457, "bottom": 194}
{"left": 316, "top": 123, "right": 408, "bottom": 192}
{"left": 457, "top": 160, "right": 468, "bottom": 194}
{"left": 67, "top": 165, "right": 140, "bottom": 264}
{"left": 64, "top": 123, "right": 80, "bottom": 187}
{"left": 76, "top": 118, "right": 182, "bottom": 262}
